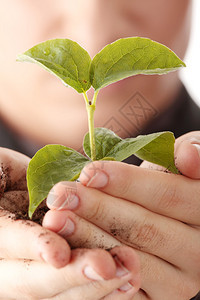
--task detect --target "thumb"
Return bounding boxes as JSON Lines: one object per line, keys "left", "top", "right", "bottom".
{"left": 140, "top": 131, "right": 200, "bottom": 179}
{"left": 174, "top": 131, "right": 200, "bottom": 179}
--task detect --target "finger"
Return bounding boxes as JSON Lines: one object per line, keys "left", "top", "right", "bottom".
{"left": 0, "top": 147, "right": 30, "bottom": 191}
{"left": 77, "top": 160, "right": 200, "bottom": 225}
{"left": 45, "top": 210, "right": 198, "bottom": 300}
{"left": 103, "top": 289, "right": 144, "bottom": 300}
{"left": 44, "top": 211, "right": 141, "bottom": 298}
{"left": 135, "top": 250, "right": 199, "bottom": 300}
{"left": 0, "top": 209, "right": 70, "bottom": 268}
{"left": 46, "top": 181, "right": 200, "bottom": 271}
{"left": 140, "top": 160, "right": 166, "bottom": 171}
{"left": 54, "top": 279, "right": 137, "bottom": 300}
{"left": 174, "top": 131, "right": 200, "bottom": 179}
{"left": 43, "top": 210, "right": 121, "bottom": 249}
{"left": 51, "top": 246, "right": 140, "bottom": 300}
{"left": 128, "top": 290, "right": 149, "bottom": 300}
{"left": 141, "top": 131, "right": 200, "bottom": 179}
{"left": 44, "top": 211, "right": 141, "bottom": 295}
{"left": 0, "top": 247, "right": 138, "bottom": 300}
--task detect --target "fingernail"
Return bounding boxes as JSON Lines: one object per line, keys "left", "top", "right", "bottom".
{"left": 193, "top": 144, "right": 200, "bottom": 157}
{"left": 113, "top": 255, "right": 134, "bottom": 292}
{"left": 79, "top": 170, "right": 108, "bottom": 188}
{"left": 83, "top": 266, "right": 104, "bottom": 280}
{"left": 114, "top": 255, "right": 130, "bottom": 277}
{"left": 47, "top": 193, "right": 79, "bottom": 210}
{"left": 119, "top": 282, "right": 134, "bottom": 292}
{"left": 57, "top": 218, "right": 75, "bottom": 238}
{"left": 58, "top": 194, "right": 79, "bottom": 210}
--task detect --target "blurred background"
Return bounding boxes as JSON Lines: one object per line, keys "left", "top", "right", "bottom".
{"left": 181, "top": 0, "right": 200, "bottom": 106}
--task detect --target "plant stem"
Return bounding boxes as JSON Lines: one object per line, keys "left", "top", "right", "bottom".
{"left": 87, "top": 103, "right": 96, "bottom": 161}
{"left": 83, "top": 91, "right": 99, "bottom": 161}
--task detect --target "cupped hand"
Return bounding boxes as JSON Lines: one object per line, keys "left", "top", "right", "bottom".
{"left": 44, "top": 131, "right": 200, "bottom": 300}
{"left": 0, "top": 147, "right": 71, "bottom": 269}
{"left": 0, "top": 147, "right": 140, "bottom": 299}
{"left": 0, "top": 217, "right": 140, "bottom": 300}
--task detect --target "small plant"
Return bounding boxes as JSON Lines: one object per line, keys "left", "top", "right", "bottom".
{"left": 17, "top": 37, "right": 185, "bottom": 218}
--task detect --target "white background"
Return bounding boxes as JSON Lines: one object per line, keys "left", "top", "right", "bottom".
{"left": 181, "top": 0, "right": 200, "bottom": 106}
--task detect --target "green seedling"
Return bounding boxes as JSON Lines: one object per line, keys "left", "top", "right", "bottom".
{"left": 17, "top": 37, "right": 185, "bottom": 218}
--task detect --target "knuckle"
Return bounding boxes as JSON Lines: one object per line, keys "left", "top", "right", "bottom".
{"left": 109, "top": 211, "right": 162, "bottom": 251}
{"left": 156, "top": 181, "right": 180, "bottom": 211}
{"left": 115, "top": 168, "right": 133, "bottom": 199}
{"left": 86, "top": 198, "right": 105, "bottom": 222}
{"left": 77, "top": 183, "right": 106, "bottom": 222}
{"left": 131, "top": 218, "right": 162, "bottom": 251}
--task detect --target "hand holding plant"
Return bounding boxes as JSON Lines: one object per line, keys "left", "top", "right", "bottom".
{"left": 17, "top": 37, "right": 185, "bottom": 218}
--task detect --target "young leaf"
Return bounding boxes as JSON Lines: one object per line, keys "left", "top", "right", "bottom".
{"left": 133, "top": 134, "right": 178, "bottom": 173}
{"left": 83, "top": 128, "right": 178, "bottom": 174}
{"left": 90, "top": 37, "right": 186, "bottom": 91}
{"left": 27, "top": 145, "right": 89, "bottom": 218}
{"left": 17, "top": 39, "right": 91, "bottom": 93}
{"left": 84, "top": 127, "right": 121, "bottom": 160}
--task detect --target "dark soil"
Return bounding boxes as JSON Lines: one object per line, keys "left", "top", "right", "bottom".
{"left": 0, "top": 190, "right": 48, "bottom": 225}
{"left": 0, "top": 163, "right": 48, "bottom": 225}
{"left": 14, "top": 201, "right": 49, "bottom": 225}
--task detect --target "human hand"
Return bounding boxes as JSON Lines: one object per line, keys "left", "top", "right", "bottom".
{"left": 0, "top": 147, "right": 140, "bottom": 299}
{"left": 44, "top": 131, "right": 200, "bottom": 299}
{"left": 0, "top": 212, "right": 140, "bottom": 300}
{"left": 141, "top": 131, "right": 200, "bottom": 179}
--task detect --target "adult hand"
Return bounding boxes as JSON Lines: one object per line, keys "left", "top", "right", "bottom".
{"left": 44, "top": 131, "right": 200, "bottom": 300}
{"left": 0, "top": 215, "right": 140, "bottom": 300}
{"left": 0, "top": 148, "right": 140, "bottom": 299}
{"left": 141, "top": 131, "right": 200, "bottom": 179}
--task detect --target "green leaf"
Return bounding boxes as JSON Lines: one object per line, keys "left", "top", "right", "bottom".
{"left": 90, "top": 37, "right": 186, "bottom": 91}
{"left": 134, "top": 133, "right": 178, "bottom": 173}
{"left": 83, "top": 128, "right": 178, "bottom": 174}
{"left": 84, "top": 127, "right": 121, "bottom": 160}
{"left": 27, "top": 145, "right": 89, "bottom": 218}
{"left": 17, "top": 39, "right": 91, "bottom": 93}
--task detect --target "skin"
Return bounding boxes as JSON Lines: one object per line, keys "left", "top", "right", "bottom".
{"left": 0, "top": 0, "right": 199, "bottom": 299}
{"left": 44, "top": 132, "right": 200, "bottom": 299}
{"left": 0, "top": 148, "right": 140, "bottom": 299}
